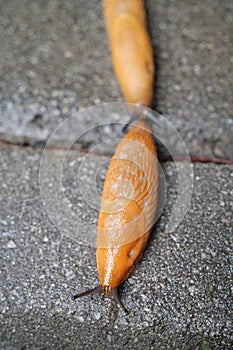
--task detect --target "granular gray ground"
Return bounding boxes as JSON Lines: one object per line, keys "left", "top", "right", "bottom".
{"left": 0, "top": 145, "right": 232, "bottom": 349}
{"left": 0, "top": 0, "right": 232, "bottom": 158}
{"left": 0, "top": 0, "right": 232, "bottom": 349}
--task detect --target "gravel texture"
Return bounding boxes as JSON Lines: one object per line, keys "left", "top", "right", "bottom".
{"left": 0, "top": 0, "right": 232, "bottom": 158}
{"left": 0, "top": 0, "right": 233, "bottom": 349}
{"left": 0, "top": 144, "right": 232, "bottom": 349}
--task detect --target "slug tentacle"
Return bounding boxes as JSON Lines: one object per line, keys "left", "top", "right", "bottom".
{"left": 72, "top": 285, "right": 128, "bottom": 313}
{"left": 72, "top": 285, "right": 102, "bottom": 300}
{"left": 110, "top": 288, "right": 128, "bottom": 314}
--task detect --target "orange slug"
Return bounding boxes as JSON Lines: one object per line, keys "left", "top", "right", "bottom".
{"left": 73, "top": 118, "right": 158, "bottom": 311}
{"left": 102, "top": 0, "right": 154, "bottom": 107}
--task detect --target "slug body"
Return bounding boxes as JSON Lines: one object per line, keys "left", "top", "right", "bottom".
{"left": 73, "top": 0, "right": 157, "bottom": 312}
{"left": 102, "top": 0, "right": 154, "bottom": 106}
{"left": 73, "top": 119, "right": 158, "bottom": 311}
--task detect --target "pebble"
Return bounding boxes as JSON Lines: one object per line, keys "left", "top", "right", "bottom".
{"left": 193, "top": 64, "right": 201, "bottom": 76}
{"left": 94, "top": 312, "right": 101, "bottom": 321}
{"left": 42, "top": 236, "right": 49, "bottom": 243}
{"left": 0, "top": 220, "right": 7, "bottom": 226}
{"left": 64, "top": 51, "right": 73, "bottom": 58}
{"left": 6, "top": 240, "right": 17, "bottom": 249}
{"left": 76, "top": 316, "right": 84, "bottom": 323}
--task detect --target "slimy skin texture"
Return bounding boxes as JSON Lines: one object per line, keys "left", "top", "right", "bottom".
{"left": 73, "top": 119, "right": 158, "bottom": 311}
{"left": 73, "top": 1, "right": 157, "bottom": 311}
{"left": 96, "top": 231, "right": 151, "bottom": 289}
{"left": 97, "top": 119, "right": 158, "bottom": 290}
{"left": 102, "top": 0, "right": 154, "bottom": 106}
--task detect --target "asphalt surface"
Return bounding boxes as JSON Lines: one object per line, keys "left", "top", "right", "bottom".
{"left": 0, "top": 144, "right": 232, "bottom": 349}
{"left": 0, "top": 0, "right": 232, "bottom": 158}
{"left": 0, "top": 0, "right": 233, "bottom": 349}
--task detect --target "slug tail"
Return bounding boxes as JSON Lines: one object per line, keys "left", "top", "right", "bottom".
{"left": 72, "top": 285, "right": 102, "bottom": 300}
{"left": 110, "top": 288, "right": 129, "bottom": 314}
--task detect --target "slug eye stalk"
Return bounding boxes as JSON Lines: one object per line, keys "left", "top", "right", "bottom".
{"left": 72, "top": 285, "right": 128, "bottom": 313}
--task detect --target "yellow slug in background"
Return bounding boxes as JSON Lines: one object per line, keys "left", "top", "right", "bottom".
{"left": 102, "top": 0, "right": 154, "bottom": 106}
{"left": 73, "top": 0, "right": 157, "bottom": 311}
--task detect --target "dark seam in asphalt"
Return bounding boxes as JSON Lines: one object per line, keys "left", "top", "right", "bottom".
{"left": 1, "top": 138, "right": 233, "bottom": 165}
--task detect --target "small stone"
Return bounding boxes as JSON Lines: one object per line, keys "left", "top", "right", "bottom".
{"left": 62, "top": 107, "right": 69, "bottom": 114}
{"left": 174, "top": 84, "right": 181, "bottom": 92}
{"left": 65, "top": 270, "right": 75, "bottom": 281}
{"left": 18, "top": 86, "right": 25, "bottom": 94}
{"left": 26, "top": 70, "right": 36, "bottom": 79}
{"left": 6, "top": 240, "right": 17, "bottom": 249}
{"left": 42, "top": 236, "right": 49, "bottom": 243}
{"left": 64, "top": 51, "right": 73, "bottom": 58}
{"left": 194, "top": 64, "right": 201, "bottom": 76}
{"left": 94, "top": 98, "right": 100, "bottom": 104}
{"left": 32, "top": 89, "right": 39, "bottom": 96}
{"left": 30, "top": 56, "right": 38, "bottom": 64}
{"left": 103, "top": 125, "right": 111, "bottom": 134}
{"left": 94, "top": 312, "right": 101, "bottom": 320}
{"left": 209, "top": 285, "right": 214, "bottom": 293}
{"left": 160, "top": 51, "right": 169, "bottom": 59}
{"left": 188, "top": 286, "right": 195, "bottom": 295}
{"left": 0, "top": 220, "right": 7, "bottom": 226}
{"left": 159, "top": 23, "right": 167, "bottom": 30}
{"left": 69, "top": 160, "right": 76, "bottom": 167}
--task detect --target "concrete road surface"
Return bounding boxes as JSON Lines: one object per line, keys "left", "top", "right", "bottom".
{"left": 0, "top": 0, "right": 232, "bottom": 349}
